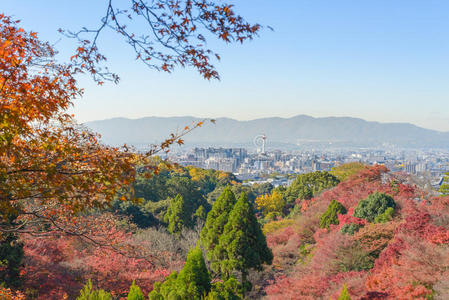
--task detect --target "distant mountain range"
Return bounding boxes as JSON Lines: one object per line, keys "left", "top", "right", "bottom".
{"left": 85, "top": 115, "right": 449, "bottom": 149}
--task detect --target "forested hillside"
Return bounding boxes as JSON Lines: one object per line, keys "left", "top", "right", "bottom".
{"left": 263, "top": 165, "right": 449, "bottom": 299}
{"left": 3, "top": 159, "right": 449, "bottom": 299}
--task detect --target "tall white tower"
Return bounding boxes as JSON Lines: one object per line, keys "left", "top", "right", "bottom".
{"left": 254, "top": 134, "right": 267, "bottom": 154}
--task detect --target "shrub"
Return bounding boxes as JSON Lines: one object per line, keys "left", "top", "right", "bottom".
{"left": 374, "top": 207, "right": 394, "bottom": 223}
{"left": 331, "top": 162, "right": 366, "bottom": 182}
{"left": 263, "top": 218, "right": 294, "bottom": 235}
{"left": 353, "top": 192, "right": 396, "bottom": 222}
{"left": 336, "top": 242, "right": 374, "bottom": 272}
{"left": 341, "top": 223, "right": 363, "bottom": 235}
{"left": 77, "top": 280, "right": 111, "bottom": 300}
{"left": 319, "top": 200, "right": 347, "bottom": 229}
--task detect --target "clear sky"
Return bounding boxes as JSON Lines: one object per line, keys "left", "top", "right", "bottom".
{"left": 3, "top": 0, "right": 449, "bottom": 131}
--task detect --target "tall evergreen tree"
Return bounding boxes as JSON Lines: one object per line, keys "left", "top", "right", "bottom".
{"left": 216, "top": 193, "right": 273, "bottom": 293}
{"left": 175, "top": 244, "right": 211, "bottom": 298}
{"left": 200, "top": 186, "right": 237, "bottom": 272}
{"left": 164, "top": 194, "right": 189, "bottom": 234}
{"left": 127, "top": 281, "right": 144, "bottom": 300}
{"left": 149, "top": 244, "right": 211, "bottom": 300}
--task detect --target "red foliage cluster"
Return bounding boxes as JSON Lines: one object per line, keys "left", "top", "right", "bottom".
{"left": 19, "top": 215, "right": 182, "bottom": 299}
{"left": 264, "top": 166, "right": 449, "bottom": 299}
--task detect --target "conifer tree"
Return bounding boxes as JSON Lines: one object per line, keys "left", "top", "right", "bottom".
{"left": 194, "top": 205, "right": 207, "bottom": 223}
{"left": 216, "top": 193, "right": 273, "bottom": 293}
{"left": 77, "top": 280, "right": 112, "bottom": 300}
{"left": 175, "top": 244, "right": 211, "bottom": 298}
{"left": 164, "top": 194, "right": 189, "bottom": 234}
{"left": 127, "top": 281, "right": 144, "bottom": 300}
{"left": 440, "top": 172, "right": 449, "bottom": 195}
{"left": 319, "top": 200, "right": 347, "bottom": 229}
{"left": 200, "top": 186, "right": 237, "bottom": 272}
{"left": 338, "top": 284, "right": 351, "bottom": 300}
{"left": 149, "top": 245, "right": 211, "bottom": 300}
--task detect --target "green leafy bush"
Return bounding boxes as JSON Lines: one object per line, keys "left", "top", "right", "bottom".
{"left": 374, "top": 207, "right": 395, "bottom": 223}
{"left": 341, "top": 223, "right": 363, "bottom": 235}
{"left": 319, "top": 200, "right": 347, "bottom": 229}
{"left": 77, "top": 280, "right": 111, "bottom": 300}
{"left": 354, "top": 192, "right": 396, "bottom": 222}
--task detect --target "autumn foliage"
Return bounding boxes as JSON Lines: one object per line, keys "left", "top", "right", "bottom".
{"left": 264, "top": 165, "right": 449, "bottom": 299}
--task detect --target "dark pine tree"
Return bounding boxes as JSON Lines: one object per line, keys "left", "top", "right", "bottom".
{"left": 216, "top": 192, "right": 273, "bottom": 294}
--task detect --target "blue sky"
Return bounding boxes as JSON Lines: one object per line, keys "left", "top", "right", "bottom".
{"left": 3, "top": 0, "right": 449, "bottom": 131}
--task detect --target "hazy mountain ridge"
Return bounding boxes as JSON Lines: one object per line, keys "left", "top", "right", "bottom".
{"left": 85, "top": 115, "right": 449, "bottom": 149}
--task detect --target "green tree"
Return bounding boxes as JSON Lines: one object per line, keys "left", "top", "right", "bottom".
{"left": 164, "top": 194, "right": 189, "bottom": 234}
{"left": 166, "top": 176, "right": 205, "bottom": 210}
{"left": 205, "top": 277, "right": 240, "bottom": 300}
{"left": 440, "top": 172, "right": 449, "bottom": 195}
{"left": 285, "top": 171, "right": 339, "bottom": 203}
{"left": 354, "top": 192, "right": 396, "bottom": 223}
{"left": 201, "top": 186, "right": 237, "bottom": 273}
{"left": 338, "top": 284, "right": 351, "bottom": 300}
{"left": 319, "top": 200, "right": 347, "bottom": 229}
{"left": 216, "top": 193, "right": 273, "bottom": 294}
{"left": 149, "top": 245, "right": 211, "bottom": 300}
{"left": 77, "top": 280, "right": 112, "bottom": 300}
{"left": 255, "top": 190, "right": 286, "bottom": 220}
{"left": 194, "top": 205, "right": 207, "bottom": 223}
{"left": 111, "top": 200, "right": 159, "bottom": 228}
{"left": 127, "top": 281, "right": 144, "bottom": 300}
